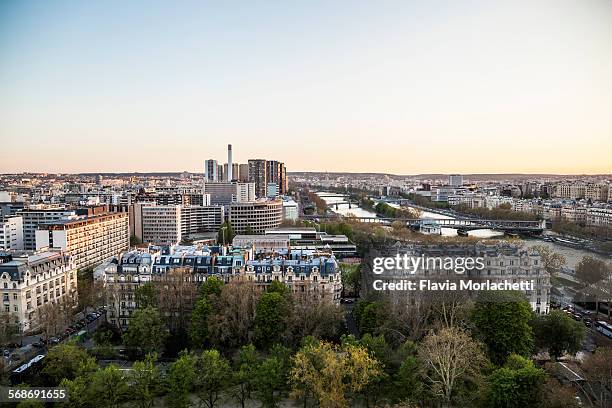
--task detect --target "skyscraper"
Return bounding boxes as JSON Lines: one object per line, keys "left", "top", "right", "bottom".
{"left": 248, "top": 159, "right": 267, "bottom": 198}
{"left": 204, "top": 160, "right": 218, "bottom": 182}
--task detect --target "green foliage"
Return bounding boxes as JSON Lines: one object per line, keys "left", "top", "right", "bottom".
{"left": 131, "top": 353, "right": 163, "bottom": 408}
{"left": 254, "top": 355, "right": 287, "bottom": 408}
{"left": 130, "top": 234, "right": 142, "bottom": 246}
{"left": 487, "top": 354, "right": 547, "bottom": 408}
{"left": 194, "top": 349, "right": 232, "bottom": 408}
{"left": 199, "top": 276, "right": 224, "bottom": 299}
{"left": 42, "top": 343, "right": 97, "bottom": 383}
{"left": 254, "top": 292, "right": 290, "bottom": 349}
{"left": 268, "top": 280, "right": 289, "bottom": 296}
{"left": 533, "top": 310, "right": 585, "bottom": 360}
{"left": 135, "top": 282, "right": 157, "bottom": 309}
{"left": 471, "top": 291, "right": 534, "bottom": 365}
{"left": 87, "top": 364, "right": 129, "bottom": 408}
{"left": 244, "top": 224, "right": 254, "bottom": 235}
{"left": 166, "top": 352, "right": 197, "bottom": 408}
{"left": 233, "top": 344, "right": 260, "bottom": 407}
{"left": 189, "top": 297, "right": 212, "bottom": 348}
{"left": 354, "top": 300, "right": 390, "bottom": 335}
{"left": 217, "top": 221, "right": 235, "bottom": 244}
{"left": 123, "top": 306, "right": 169, "bottom": 356}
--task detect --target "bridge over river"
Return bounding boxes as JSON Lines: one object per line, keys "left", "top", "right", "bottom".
{"left": 302, "top": 214, "right": 546, "bottom": 234}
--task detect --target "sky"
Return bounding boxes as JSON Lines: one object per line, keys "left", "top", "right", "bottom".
{"left": 1, "top": 0, "right": 611, "bottom": 175}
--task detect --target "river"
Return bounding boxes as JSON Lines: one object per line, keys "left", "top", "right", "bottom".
{"left": 316, "top": 192, "right": 603, "bottom": 270}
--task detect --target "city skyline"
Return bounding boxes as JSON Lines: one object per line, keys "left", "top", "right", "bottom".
{"left": 2, "top": 0, "right": 612, "bottom": 175}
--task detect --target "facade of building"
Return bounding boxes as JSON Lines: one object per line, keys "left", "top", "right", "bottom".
{"left": 282, "top": 198, "right": 299, "bottom": 221}
{"left": 0, "top": 250, "right": 78, "bottom": 333}
{"left": 0, "top": 215, "right": 24, "bottom": 250}
{"left": 35, "top": 211, "right": 130, "bottom": 270}
{"left": 449, "top": 174, "right": 463, "bottom": 188}
{"left": 204, "top": 159, "right": 219, "bottom": 182}
{"left": 228, "top": 200, "right": 283, "bottom": 234}
{"left": 248, "top": 159, "right": 267, "bottom": 198}
{"left": 203, "top": 182, "right": 256, "bottom": 206}
{"left": 97, "top": 244, "right": 343, "bottom": 329}
{"left": 135, "top": 204, "right": 225, "bottom": 245}
{"left": 364, "top": 242, "right": 551, "bottom": 314}
{"left": 19, "top": 206, "right": 76, "bottom": 250}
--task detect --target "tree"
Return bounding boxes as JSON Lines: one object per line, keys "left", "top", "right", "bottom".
{"left": 189, "top": 297, "right": 212, "bottom": 348}
{"left": 123, "top": 306, "right": 169, "bottom": 356}
{"left": 575, "top": 256, "right": 610, "bottom": 286}
{"left": 254, "top": 356, "right": 287, "bottom": 408}
{"left": 207, "top": 280, "right": 260, "bottom": 351}
{"left": 199, "top": 276, "right": 224, "bottom": 299}
{"left": 217, "top": 221, "right": 235, "bottom": 245}
{"left": 166, "top": 352, "right": 197, "bottom": 408}
{"left": 135, "top": 282, "right": 157, "bottom": 309}
{"left": 531, "top": 245, "right": 566, "bottom": 276}
{"left": 471, "top": 291, "right": 534, "bottom": 365}
{"left": 418, "top": 327, "right": 487, "bottom": 405}
{"left": 194, "top": 349, "right": 232, "bottom": 408}
{"left": 487, "top": 354, "right": 546, "bottom": 408}
{"left": 233, "top": 344, "right": 260, "bottom": 408}
{"left": 42, "top": 343, "right": 97, "bottom": 383}
{"left": 130, "top": 353, "right": 163, "bottom": 408}
{"left": 581, "top": 347, "right": 612, "bottom": 408}
{"left": 87, "top": 364, "right": 129, "bottom": 408}
{"left": 533, "top": 310, "right": 585, "bottom": 360}
{"left": 254, "top": 292, "right": 290, "bottom": 348}
{"left": 244, "top": 224, "right": 254, "bottom": 235}
{"left": 290, "top": 340, "right": 382, "bottom": 408}
{"left": 0, "top": 310, "right": 20, "bottom": 345}
{"left": 287, "top": 296, "right": 344, "bottom": 347}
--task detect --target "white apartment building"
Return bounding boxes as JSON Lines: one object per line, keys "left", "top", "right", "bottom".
{"left": 134, "top": 204, "right": 225, "bottom": 245}
{"left": 0, "top": 215, "right": 24, "bottom": 250}
{"left": 204, "top": 182, "right": 256, "bottom": 206}
{"left": 35, "top": 212, "right": 130, "bottom": 270}
{"left": 585, "top": 183, "right": 609, "bottom": 202}
{"left": 0, "top": 250, "right": 78, "bottom": 333}
{"left": 18, "top": 206, "right": 76, "bottom": 250}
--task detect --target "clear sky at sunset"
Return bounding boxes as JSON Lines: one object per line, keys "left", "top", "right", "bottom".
{"left": 1, "top": 0, "right": 611, "bottom": 174}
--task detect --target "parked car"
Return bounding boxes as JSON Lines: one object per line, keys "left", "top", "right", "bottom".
{"left": 3, "top": 349, "right": 10, "bottom": 357}
{"left": 584, "top": 318, "right": 593, "bottom": 328}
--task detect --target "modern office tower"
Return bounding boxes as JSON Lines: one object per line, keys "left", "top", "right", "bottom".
{"left": 18, "top": 206, "right": 76, "bottom": 250}
{"left": 248, "top": 159, "right": 268, "bottom": 198}
{"left": 0, "top": 249, "right": 78, "bottom": 333}
{"left": 204, "top": 159, "right": 219, "bottom": 182}
{"left": 34, "top": 209, "right": 129, "bottom": 270}
{"left": 238, "top": 164, "right": 250, "bottom": 182}
{"left": 266, "top": 160, "right": 288, "bottom": 195}
{"left": 0, "top": 215, "right": 24, "bottom": 250}
{"left": 449, "top": 174, "right": 463, "bottom": 188}
{"left": 228, "top": 199, "right": 283, "bottom": 234}
{"left": 203, "top": 182, "right": 255, "bottom": 206}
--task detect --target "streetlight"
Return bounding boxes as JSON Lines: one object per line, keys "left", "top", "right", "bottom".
{"left": 220, "top": 226, "right": 227, "bottom": 246}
